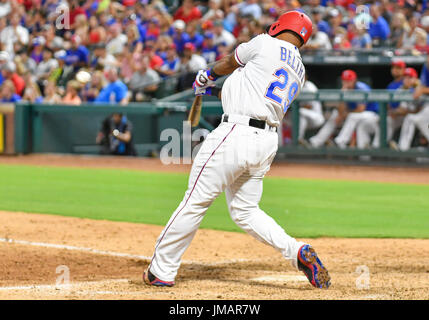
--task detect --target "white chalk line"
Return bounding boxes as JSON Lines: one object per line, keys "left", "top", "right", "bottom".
{"left": 0, "top": 237, "right": 256, "bottom": 267}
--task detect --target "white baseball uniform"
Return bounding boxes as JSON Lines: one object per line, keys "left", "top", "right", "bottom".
{"left": 148, "top": 34, "right": 307, "bottom": 282}
{"left": 398, "top": 103, "right": 429, "bottom": 151}
{"left": 298, "top": 80, "right": 324, "bottom": 140}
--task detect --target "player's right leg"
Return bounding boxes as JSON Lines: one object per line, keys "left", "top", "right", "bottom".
{"left": 146, "top": 122, "right": 245, "bottom": 284}
{"left": 225, "top": 171, "right": 331, "bottom": 289}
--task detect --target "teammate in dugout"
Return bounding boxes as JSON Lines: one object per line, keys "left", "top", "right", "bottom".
{"left": 144, "top": 11, "right": 331, "bottom": 289}
{"left": 397, "top": 57, "right": 429, "bottom": 151}
{"left": 361, "top": 67, "right": 420, "bottom": 150}
{"left": 308, "top": 69, "right": 379, "bottom": 149}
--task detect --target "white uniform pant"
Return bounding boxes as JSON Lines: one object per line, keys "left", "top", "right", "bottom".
{"left": 309, "top": 109, "right": 338, "bottom": 148}
{"left": 149, "top": 121, "right": 304, "bottom": 282}
{"left": 366, "top": 116, "right": 404, "bottom": 148}
{"left": 398, "top": 106, "right": 429, "bottom": 151}
{"left": 299, "top": 108, "right": 325, "bottom": 140}
{"left": 334, "top": 111, "right": 379, "bottom": 148}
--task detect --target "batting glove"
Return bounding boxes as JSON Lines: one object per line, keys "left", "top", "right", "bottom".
{"left": 195, "top": 69, "right": 217, "bottom": 88}
{"left": 193, "top": 82, "right": 213, "bottom": 96}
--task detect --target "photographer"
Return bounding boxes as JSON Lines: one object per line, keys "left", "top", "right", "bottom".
{"left": 96, "top": 112, "right": 137, "bottom": 156}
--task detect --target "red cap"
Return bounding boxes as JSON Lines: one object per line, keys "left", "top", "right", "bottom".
{"left": 202, "top": 20, "right": 214, "bottom": 30}
{"left": 404, "top": 67, "right": 418, "bottom": 78}
{"left": 391, "top": 59, "right": 406, "bottom": 69}
{"left": 184, "top": 42, "right": 195, "bottom": 52}
{"left": 341, "top": 69, "right": 357, "bottom": 81}
{"left": 267, "top": 11, "right": 313, "bottom": 44}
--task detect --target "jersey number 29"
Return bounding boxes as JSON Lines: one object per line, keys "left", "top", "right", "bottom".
{"left": 265, "top": 68, "right": 299, "bottom": 113}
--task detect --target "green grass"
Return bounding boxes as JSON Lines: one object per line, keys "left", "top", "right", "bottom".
{"left": 0, "top": 164, "right": 428, "bottom": 238}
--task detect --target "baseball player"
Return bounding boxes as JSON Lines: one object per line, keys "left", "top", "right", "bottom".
{"left": 143, "top": 11, "right": 331, "bottom": 289}
{"left": 361, "top": 67, "right": 419, "bottom": 149}
{"left": 298, "top": 74, "right": 324, "bottom": 144}
{"left": 308, "top": 69, "right": 379, "bottom": 149}
{"left": 398, "top": 60, "right": 429, "bottom": 151}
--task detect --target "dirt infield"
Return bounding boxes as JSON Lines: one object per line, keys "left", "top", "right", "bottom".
{"left": 0, "top": 211, "right": 428, "bottom": 300}
{"left": 1, "top": 154, "right": 428, "bottom": 299}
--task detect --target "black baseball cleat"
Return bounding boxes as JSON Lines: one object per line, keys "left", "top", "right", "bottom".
{"left": 143, "top": 269, "right": 175, "bottom": 287}
{"left": 297, "top": 244, "right": 331, "bottom": 289}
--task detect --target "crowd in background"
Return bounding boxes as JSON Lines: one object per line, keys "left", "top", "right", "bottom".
{"left": 1, "top": 0, "right": 429, "bottom": 105}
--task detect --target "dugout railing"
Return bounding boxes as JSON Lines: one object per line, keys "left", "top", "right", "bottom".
{"left": 7, "top": 89, "right": 429, "bottom": 162}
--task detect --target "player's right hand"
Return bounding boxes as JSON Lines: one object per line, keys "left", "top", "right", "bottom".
{"left": 195, "top": 69, "right": 216, "bottom": 88}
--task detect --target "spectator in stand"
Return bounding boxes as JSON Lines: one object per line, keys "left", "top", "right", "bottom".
{"left": 350, "top": 21, "right": 372, "bottom": 49}
{"left": 236, "top": 0, "right": 262, "bottom": 20}
{"left": 81, "top": 70, "right": 106, "bottom": 102}
{"left": 95, "top": 68, "right": 129, "bottom": 105}
{"left": 0, "top": 13, "right": 29, "bottom": 57}
{"left": 1, "top": 61, "right": 24, "bottom": 96}
{"left": 213, "top": 20, "right": 236, "bottom": 48}
{"left": 14, "top": 47, "right": 36, "bottom": 76}
{"left": 401, "top": 15, "right": 424, "bottom": 50}
{"left": 305, "top": 24, "right": 332, "bottom": 50}
{"left": 389, "top": 12, "right": 409, "bottom": 48}
{"left": 201, "top": 32, "right": 218, "bottom": 63}
{"left": 178, "top": 42, "right": 207, "bottom": 90}
{"left": 125, "top": 23, "right": 144, "bottom": 54}
{"left": 22, "top": 71, "right": 43, "bottom": 103}
{"left": 369, "top": 4, "right": 391, "bottom": 47}
{"left": 62, "top": 80, "right": 82, "bottom": 106}
{"left": 186, "top": 21, "right": 204, "bottom": 51}
{"left": 202, "top": 0, "right": 224, "bottom": 22}
{"left": 43, "top": 80, "right": 62, "bottom": 104}
{"left": 0, "top": 79, "right": 21, "bottom": 102}
{"left": 311, "top": 6, "right": 331, "bottom": 35}
{"left": 173, "top": 0, "right": 202, "bottom": 23}
{"left": 35, "top": 47, "right": 58, "bottom": 87}
{"left": 159, "top": 43, "right": 181, "bottom": 78}
{"left": 30, "top": 36, "right": 45, "bottom": 64}
{"left": 129, "top": 56, "right": 160, "bottom": 101}
{"left": 91, "top": 43, "right": 118, "bottom": 71}
{"left": 106, "top": 23, "right": 128, "bottom": 56}
{"left": 171, "top": 19, "right": 190, "bottom": 54}
{"left": 65, "top": 35, "right": 89, "bottom": 72}
{"left": 414, "top": 28, "right": 429, "bottom": 53}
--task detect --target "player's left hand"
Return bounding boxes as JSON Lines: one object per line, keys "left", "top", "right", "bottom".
{"left": 195, "top": 69, "right": 216, "bottom": 88}
{"left": 193, "top": 82, "right": 212, "bottom": 96}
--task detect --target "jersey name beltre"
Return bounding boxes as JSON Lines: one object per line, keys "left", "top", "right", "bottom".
{"left": 280, "top": 46, "right": 305, "bottom": 85}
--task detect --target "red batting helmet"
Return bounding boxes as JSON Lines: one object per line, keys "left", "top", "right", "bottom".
{"left": 267, "top": 11, "right": 313, "bottom": 45}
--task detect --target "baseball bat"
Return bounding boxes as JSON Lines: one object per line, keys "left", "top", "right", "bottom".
{"left": 187, "top": 95, "right": 203, "bottom": 127}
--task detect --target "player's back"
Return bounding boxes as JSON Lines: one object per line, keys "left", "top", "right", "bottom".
{"left": 221, "top": 33, "right": 306, "bottom": 127}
